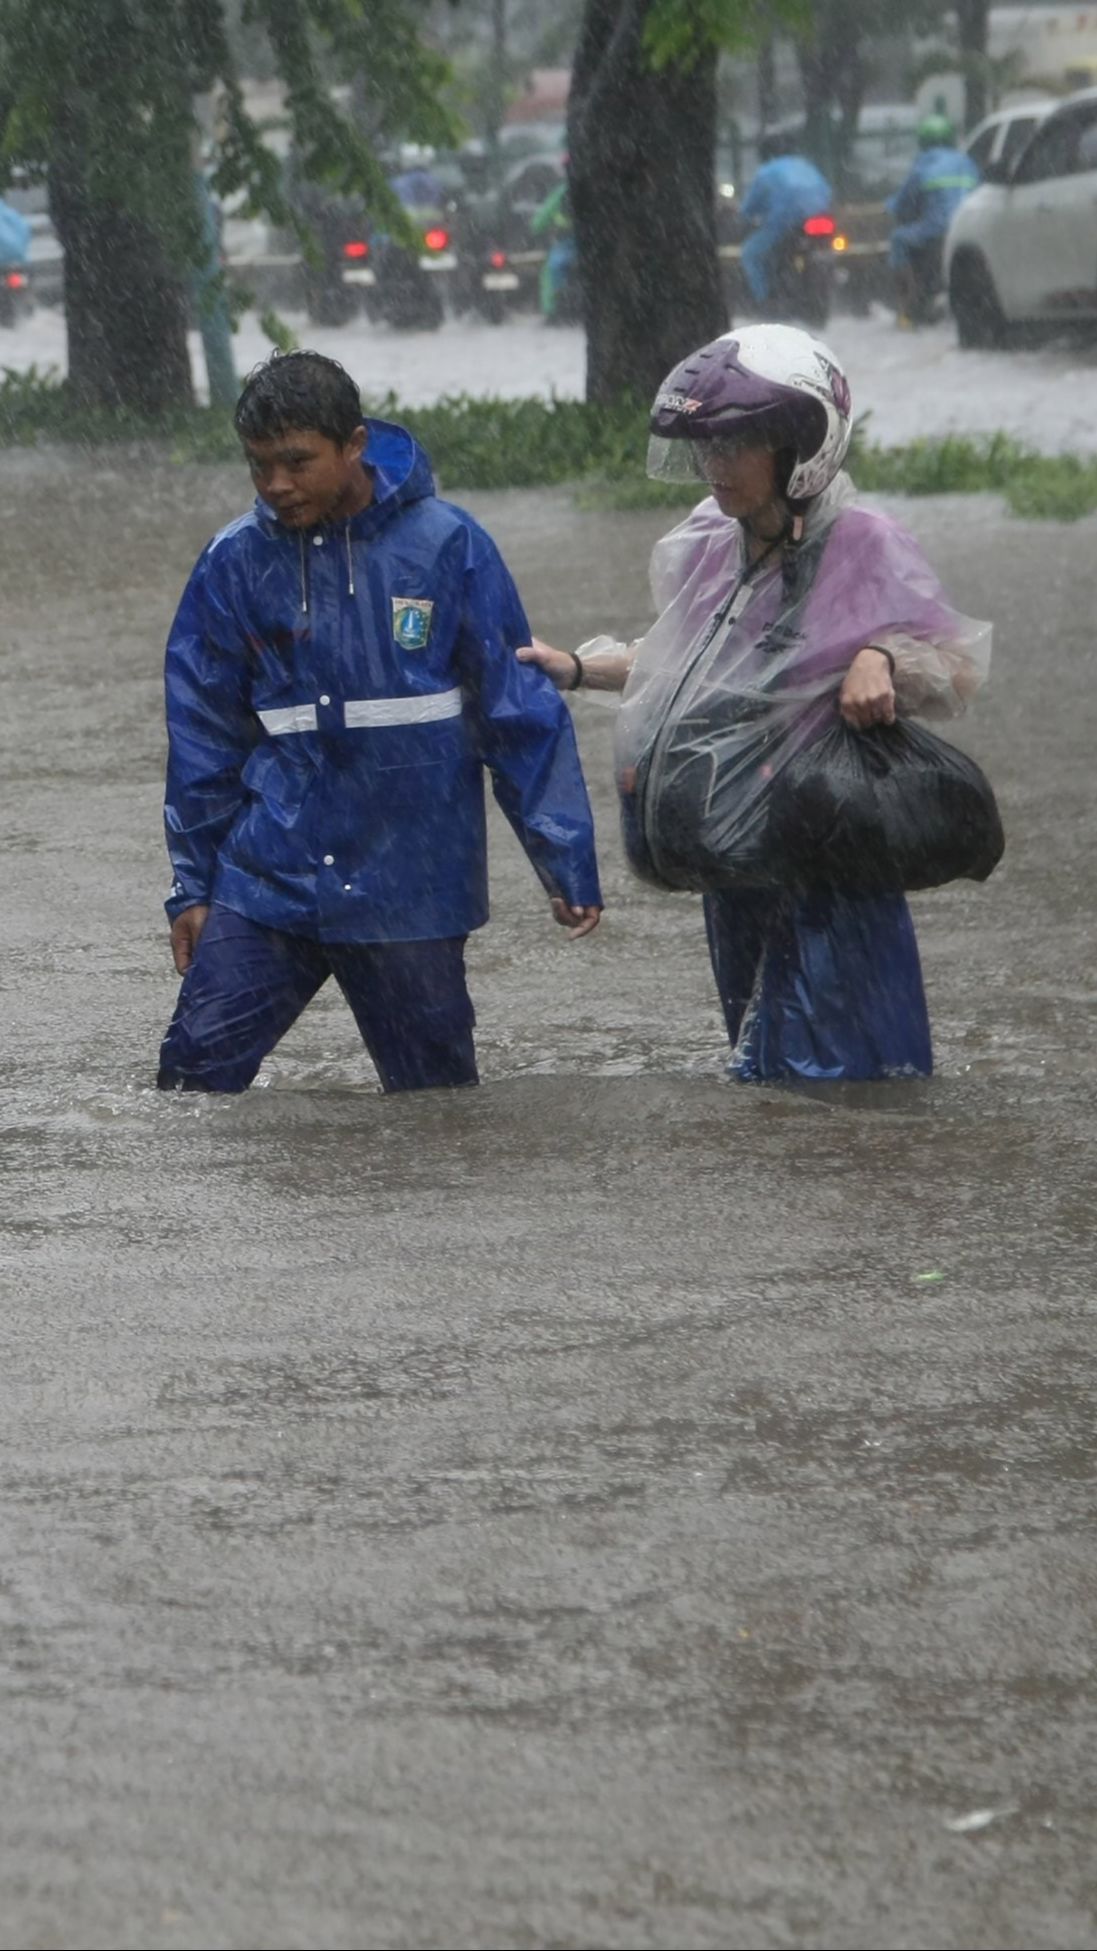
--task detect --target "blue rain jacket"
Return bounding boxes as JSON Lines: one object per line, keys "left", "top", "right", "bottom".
{"left": 739, "top": 156, "right": 833, "bottom": 235}
{"left": 888, "top": 146, "right": 979, "bottom": 263}
{"left": 164, "top": 419, "right": 602, "bottom": 943}
{"left": 739, "top": 157, "right": 834, "bottom": 304}
{"left": 0, "top": 199, "right": 31, "bottom": 265}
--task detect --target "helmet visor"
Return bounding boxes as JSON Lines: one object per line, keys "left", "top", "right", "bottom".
{"left": 645, "top": 429, "right": 776, "bottom": 486}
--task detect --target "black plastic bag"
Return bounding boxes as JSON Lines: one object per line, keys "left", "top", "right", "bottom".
{"left": 764, "top": 718, "right": 1005, "bottom": 895}
{"left": 620, "top": 732, "right": 776, "bottom": 894}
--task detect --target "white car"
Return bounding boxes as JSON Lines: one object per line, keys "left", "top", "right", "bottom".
{"left": 946, "top": 87, "right": 1097, "bottom": 345}
{"left": 964, "top": 101, "right": 1052, "bottom": 178}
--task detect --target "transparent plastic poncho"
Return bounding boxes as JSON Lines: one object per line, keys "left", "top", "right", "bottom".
{"left": 613, "top": 475, "right": 992, "bottom": 893}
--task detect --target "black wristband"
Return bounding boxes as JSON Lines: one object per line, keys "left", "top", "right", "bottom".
{"left": 866, "top": 643, "right": 896, "bottom": 675}
{"left": 567, "top": 650, "right": 584, "bottom": 691}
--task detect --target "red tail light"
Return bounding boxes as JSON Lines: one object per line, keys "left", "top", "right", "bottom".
{"left": 802, "top": 214, "right": 836, "bottom": 238}
{"left": 489, "top": 249, "right": 508, "bottom": 270}
{"left": 4, "top": 271, "right": 28, "bottom": 289}
{"left": 423, "top": 227, "right": 450, "bottom": 252}
{"left": 342, "top": 239, "right": 369, "bottom": 260}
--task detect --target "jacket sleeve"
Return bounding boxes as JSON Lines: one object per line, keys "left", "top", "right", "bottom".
{"left": 163, "top": 550, "right": 259, "bottom": 920}
{"left": 832, "top": 509, "right": 993, "bottom": 720}
{"left": 887, "top": 162, "right": 922, "bottom": 224}
{"left": 454, "top": 526, "right": 602, "bottom": 909}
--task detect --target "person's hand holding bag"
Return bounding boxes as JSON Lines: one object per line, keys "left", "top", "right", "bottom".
{"left": 839, "top": 647, "right": 896, "bottom": 728}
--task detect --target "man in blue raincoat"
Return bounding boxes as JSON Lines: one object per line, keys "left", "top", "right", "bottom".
{"left": 888, "top": 115, "right": 979, "bottom": 322}
{"left": 738, "top": 139, "right": 833, "bottom": 308}
{"left": 158, "top": 350, "right": 602, "bottom": 1094}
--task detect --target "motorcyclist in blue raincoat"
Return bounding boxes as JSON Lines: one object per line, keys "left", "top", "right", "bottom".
{"left": 738, "top": 141, "right": 833, "bottom": 309}
{"left": 158, "top": 350, "right": 602, "bottom": 1095}
{"left": 0, "top": 196, "right": 31, "bottom": 267}
{"left": 888, "top": 115, "right": 979, "bottom": 324}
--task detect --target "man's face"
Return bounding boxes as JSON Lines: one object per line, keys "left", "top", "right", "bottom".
{"left": 243, "top": 425, "right": 367, "bottom": 528}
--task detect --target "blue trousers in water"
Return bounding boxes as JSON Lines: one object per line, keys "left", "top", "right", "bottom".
{"left": 741, "top": 219, "right": 796, "bottom": 306}
{"left": 158, "top": 904, "right": 478, "bottom": 1094}
{"left": 703, "top": 887, "right": 932, "bottom": 1082}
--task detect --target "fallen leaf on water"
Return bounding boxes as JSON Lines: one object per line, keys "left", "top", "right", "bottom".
{"left": 914, "top": 1270, "right": 946, "bottom": 1285}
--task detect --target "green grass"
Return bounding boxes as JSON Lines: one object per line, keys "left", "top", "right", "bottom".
{"left": 3, "top": 365, "right": 1097, "bottom": 521}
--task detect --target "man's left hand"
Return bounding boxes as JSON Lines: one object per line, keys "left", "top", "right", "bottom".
{"left": 550, "top": 897, "right": 601, "bottom": 940}
{"left": 840, "top": 647, "right": 896, "bottom": 729}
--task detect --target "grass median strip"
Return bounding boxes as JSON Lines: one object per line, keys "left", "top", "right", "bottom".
{"left": 3, "top": 368, "right": 1096, "bottom": 520}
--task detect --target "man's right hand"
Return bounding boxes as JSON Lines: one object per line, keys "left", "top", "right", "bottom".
{"left": 170, "top": 904, "right": 210, "bottom": 975}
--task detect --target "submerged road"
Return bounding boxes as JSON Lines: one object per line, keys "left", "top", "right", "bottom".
{"left": 1, "top": 450, "right": 1096, "bottom": 1950}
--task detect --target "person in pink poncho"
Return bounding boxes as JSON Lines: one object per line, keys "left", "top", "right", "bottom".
{"left": 520, "top": 325, "right": 993, "bottom": 1082}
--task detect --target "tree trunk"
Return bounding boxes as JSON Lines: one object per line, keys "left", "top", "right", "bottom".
{"left": 568, "top": 0, "right": 725, "bottom": 406}
{"left": 49, "top": 109, "right": 194, "bottom": 416}
{"left": 797, "top": 1, "right": 867, "bottom": 197}
{"left": 956, "top": 0, "right": 990, "bottom": 130}
{"left": 757, "top": 33, "right": 778, "bottom": 134}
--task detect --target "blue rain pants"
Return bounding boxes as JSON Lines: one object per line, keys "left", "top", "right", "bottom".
{"left": 741, "top": 220, "right": 794, "bottom": 306}
{"left": 703, "top": 886, "right": 933, "bottom": 1083}
{"left": 157, "top": 904, "right": 478, "bottom": 1094}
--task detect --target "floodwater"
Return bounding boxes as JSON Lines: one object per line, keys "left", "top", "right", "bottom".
{"left": 1, "top": 450, "right": 1096, "bottom": 1950}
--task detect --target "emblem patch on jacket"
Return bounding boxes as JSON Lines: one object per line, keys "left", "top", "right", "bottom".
{"left": 392, "top": 597, "right": 434, "bottom": 651}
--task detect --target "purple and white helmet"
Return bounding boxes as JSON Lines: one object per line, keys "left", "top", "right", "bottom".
{"left": 647, "top": 323, "right": 853, "bottom": 502}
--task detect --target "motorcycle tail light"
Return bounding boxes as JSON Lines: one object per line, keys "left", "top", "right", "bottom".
{"left": 832, "top": 234, "right": 849, "bottom": 253}
{"left": 343, "top": 239, "right": 369, "bottom": 259}
{"left": 4, "top": 271, "right": 28, "bottom": 288}
{"left": 423, "top": 227, "right": 450, "bottom": 252}
{"left": 802, "top": 214, "right": 836, "bottom": 237}
{"left": 489, "top": 249, "right": 508, "bottom": 269}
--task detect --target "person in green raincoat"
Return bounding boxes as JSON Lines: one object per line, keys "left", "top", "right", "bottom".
{"left": 531, "top": 177, "right": 576, "bottom": 323}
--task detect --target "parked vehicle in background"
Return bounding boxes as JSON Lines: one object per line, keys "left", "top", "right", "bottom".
{"left": 443, "top": 151, "right": 524, "bottom": 323}
{"left": 366, "top": 216, "right": 453, "bottom": 331}
{"left": 946, "top": 87, "right": 1097, "bottom": 345}
{"left": 449, "top": 216, "right": 521, "bottom": 324}
{"left": 964, "top": 100, "right": 1053, "bottom": 176}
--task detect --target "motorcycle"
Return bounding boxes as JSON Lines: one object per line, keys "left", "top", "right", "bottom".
{"left": 720, "top": 208, "right": 835, "bottom": 329}
{"left": 768, "top": 215, "right": 835, "bottom": 328}
{"left": 0, "top": 261, "right": 32, "bottom": 327}
{"left": 341, "top": 213, "right": 453, "bottom": 331}
{"left": 456, "top": 241, "right": 521, "bottom": 324}
{"left": 448, "top": 200, "right": 521, "bottom": 324}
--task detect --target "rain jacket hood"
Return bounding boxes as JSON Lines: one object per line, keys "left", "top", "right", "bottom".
{"left": 164, "top": 416, "right": 601, "bottom": 942}
{"left": 253, "top": 417, "right": 434, "bottom": 539}
{"left": 254, "top": 418, "right": 436, "bottom": 613}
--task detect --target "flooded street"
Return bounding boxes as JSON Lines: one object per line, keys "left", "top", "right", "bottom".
{"left": 2, "top": 450, "right": 1097, "bottom": 1949}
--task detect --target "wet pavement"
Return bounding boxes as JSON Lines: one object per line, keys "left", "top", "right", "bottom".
{"left": 2, "top": 449, "right": 1096, "bottom": 1949}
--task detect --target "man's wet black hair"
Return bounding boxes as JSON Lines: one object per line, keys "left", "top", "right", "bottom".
{"left": 234, "top": 349, "right": 363, "bottom": 446}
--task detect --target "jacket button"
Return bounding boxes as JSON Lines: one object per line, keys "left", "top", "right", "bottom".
{"left": 312, "top": 534, "right": 323, "bottom": 547}
{"left": 343, "top": 883, "right": 352, "bottom": 892}
{"left": 323, "top": 854, "right": 334, "bottom": 865}
{"left": 319, "top": 693, "right": 331, "bottom": 705}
